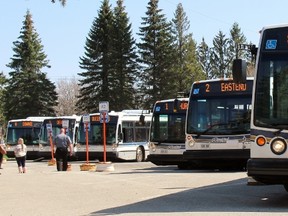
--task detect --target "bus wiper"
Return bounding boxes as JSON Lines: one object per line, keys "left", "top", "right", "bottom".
{"left": 271, "top": 124, "right": 288, "bottom": 136}
{"left": 196, "top": 123, "right": 230, "bottom": 138}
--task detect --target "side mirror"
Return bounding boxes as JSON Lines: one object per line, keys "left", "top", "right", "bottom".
{"left": 232, "top": 59, "right": 247, "bottom": 83}
{"left": 139, "top": 115, "right": 145, "bottom": 125}
{"left": 118, "top": 132, "right": 123, "bottom": 141}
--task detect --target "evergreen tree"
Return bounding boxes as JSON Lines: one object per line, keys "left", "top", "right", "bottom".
{"left": 51, "top": 0, "right": 66, "bottom": 6}
{"left": 229, "top": 22, "right": 255, "bottom": 77}
{"left": 197, "top": 37, "right": 212, "bottom": 79}
{"left": 171, "top": 3, "right": 205, "bottom": 94}
{"left": 0, "top": 72, "right": 7, "bottom": 126}
{"left": 137, "top": 0, "right": 175, "bottom": 108}
{"left": 4, "top": 10, "right": 57, "bottom": 120}
{"left": 210, "top": 31, "right": 230, "bottom": 78}
{"left": 229, "top": 22, "right": 247, "bottom": 59}
{"left": 110, "top": 0, "right": 139, "bottom": 110}
{"left": 77, "top": 0, "right": 114, "bottom": 113}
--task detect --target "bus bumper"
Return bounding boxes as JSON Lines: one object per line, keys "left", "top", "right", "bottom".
{"left": 183, "top": 149, "right": 250, "bottom": 160}
{"left": 183, "top": 149, "right": 249, "bottom": 168}
{"left": 147, "top": 154, "right": 186, "bottom": 165}
{"left": 247, "top": 158, "right": 288, "bottom": 184}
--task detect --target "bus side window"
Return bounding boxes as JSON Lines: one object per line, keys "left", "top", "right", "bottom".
{"left": 118, "top": 125, "right": 123, "bottom": 141}
{"left": 123, "top": 128, "right": 134, "bottom": 142}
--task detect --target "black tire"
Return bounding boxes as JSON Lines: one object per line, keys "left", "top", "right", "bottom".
{"left": 136, "top": 147, "right": 144, "bottom": 162}
{"left": 283, "top": 184, "right": 288, "bottom": 192}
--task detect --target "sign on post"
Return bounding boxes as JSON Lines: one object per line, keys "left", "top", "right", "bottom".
{"left": 100, "top": 112, "right": 109, "bottom": 123}
{"left": 62, "top": 120, "right": 69, "bottom": 129}
{"left": 46, "top": 123, "right": 52, "bottom": 134}
{"left": 99, "top": 101, "right": 109, "bottom": 112}
{"left": 83, "top": 114, "right": 90, "bottom": 123}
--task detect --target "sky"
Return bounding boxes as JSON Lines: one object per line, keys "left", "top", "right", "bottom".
{"left": 1, "top": 0, "right": 288, "bottom": 83}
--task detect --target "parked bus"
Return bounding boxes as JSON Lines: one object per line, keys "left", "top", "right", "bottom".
{"left": 234, "top": 24, "right": 288, "bottom": 191}
{"left": 38, "top": 115, "right": 81, "bottom": 159}
{"left": 184, "top": 78, "right": 253, "bottom": 169}
{"left": 5, "top": 117, "right": 50, "bottom": 159}
{"left": 76, "top": 110, "right": 152, "bottom": 162}
{"left": 148, "top": 98, "right": 191, "bottom": 169}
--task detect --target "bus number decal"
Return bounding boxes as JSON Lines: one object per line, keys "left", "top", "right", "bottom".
{"left": 165, "top": 103, "right": 169, "bottom": 110}
{"left": 205, "top": 84, "right": 210, "bottom": 92}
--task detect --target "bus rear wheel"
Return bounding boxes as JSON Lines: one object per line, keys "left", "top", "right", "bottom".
{"left": 136, "top": 147, "right": 144, "bottom": 162}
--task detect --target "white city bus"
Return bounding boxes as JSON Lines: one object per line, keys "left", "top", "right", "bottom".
{"left": 234, "top": 24, "right": 288, "bottom": 191}
{"left": 148, "top": 98, "right": 191, "bottom": 169}
{"left": 6, "top": 117, "right": 50, "bottom": 159}
{"left": 76, "top": 110, "right": 152, "bottom": 162}
{"left": 184, "top": 78, "right": 253, "bottom": 169}
{"left": 38, "top": 115, "right": 81, "bottom": 159}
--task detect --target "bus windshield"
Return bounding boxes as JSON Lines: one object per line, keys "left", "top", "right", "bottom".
{"left": 7, "top": 127, "right": 40, "bottom": 144}
{"left": 39, "top": 119, "right": 76, "bottom": 144}
{"left": 78, "top": 123, "right": 117, "bottom": 144}
{"left": 187, "top": 97, "right": 251, "bottom": 135}
{"left": 255, "top": 52, "right": 288, "bottom": 128}
{"left": 150, "top": 114, "right": 186, "bottom": 143}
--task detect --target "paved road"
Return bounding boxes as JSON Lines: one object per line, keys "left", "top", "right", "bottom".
{"left": 0, "top": 159, "right": 287, "bottom": 216}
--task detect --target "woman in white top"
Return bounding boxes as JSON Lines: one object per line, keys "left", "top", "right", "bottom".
{"left": 14, "top": 138, "right": 27, "bottom": 173}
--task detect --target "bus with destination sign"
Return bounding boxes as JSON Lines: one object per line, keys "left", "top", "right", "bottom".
{"left": 5, "top": 117, "right": 51, "bottom": 159}
{"left": 184, "top": 78, "right": 253, "bottom": 169}
{"left": 148, "top": 98, "right": 191, "bottom": 169}
{"left": 38, "top": 115, "right": 81, "bottom": 159}
{"left": 76, "top": 110, "right": 152, "bottom": 162}
{"left": 233, "top": 24, "right": 288, "bottom": 191}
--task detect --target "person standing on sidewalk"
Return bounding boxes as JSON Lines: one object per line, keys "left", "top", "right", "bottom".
{"left": 14, "top": 138, "right": 27, "bottom": 173}
{"left": 54, "top": 128, "right": 72, "bottom": 171}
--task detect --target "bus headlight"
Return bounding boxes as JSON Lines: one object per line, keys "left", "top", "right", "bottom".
{"left": 149, "top": 143, "right": 156, "bottom": 152}
{"left": 112, "top": 144, "right": 117, "bottom": 150}
{"left": 271, "top": 138, "right": 287, "bottom": 155}
{"left": 186, "top": 135, "right": 195, "bottom": 147}
{"left": 39, "top": 144, "right": 43, "bottom": 150}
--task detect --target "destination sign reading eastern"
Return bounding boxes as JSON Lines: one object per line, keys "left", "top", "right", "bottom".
{"left": 154, "top": 100, "right": 188, "bottom": 113}
{"left": 9, "top": 121, "right": 42, "bottom": 128}
{"left": 192, "top": 80, "right": 253, "bottom": 97}
{"left": 262, "top": 27, "right": 288, "bottom": 51}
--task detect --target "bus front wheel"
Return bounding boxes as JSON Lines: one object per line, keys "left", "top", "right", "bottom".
{"left": 136, "top": 147, "right": 144, "bottom": 162}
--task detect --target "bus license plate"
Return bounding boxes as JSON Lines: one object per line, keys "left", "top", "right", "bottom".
{"left": 160, "top": 149, "right": 168, "bottom": 154}
{"left": 201, "top": 144, "right": 210, "bottom": 149}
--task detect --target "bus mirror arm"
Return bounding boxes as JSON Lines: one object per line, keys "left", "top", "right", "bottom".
{"left": 232, "top": 59, "right": 247, "bottom": 83}
{"left": 118, "top": 133, "right": 123, "bottom": 141}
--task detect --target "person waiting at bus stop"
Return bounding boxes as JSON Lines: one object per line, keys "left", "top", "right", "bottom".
{"left": 54, "top": 128, "right": 72, "bottom": 171}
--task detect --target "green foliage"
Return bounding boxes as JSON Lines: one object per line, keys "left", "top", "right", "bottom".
{"left": 110, "top": 0, "right": 139, "bottom": 110}
{"left": 171, "top": 3, "right": 205, "bottom": 94}
{"left": 51, "top": 0, "right": 66, "bottom": 6}
{"left": 137, "top": 0, "right": 175, "bottom": 108}
{"left": 77, "top": 0, "right": 114, "bottom": 113}
{"left": 4, "top": 10, "right": 58, "bottom": 120}
{"left": 77, "top": 0, "right": 138, "bottom": 112}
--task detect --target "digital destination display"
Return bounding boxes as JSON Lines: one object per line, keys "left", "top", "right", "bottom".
{"left": 192, "top": 80, "right": 253, "bottom": 97}
{"left": 154, "top": 100, "right": 188, "bottom": 113}
{"left": 9, "top": 121, "right": 42, "bottom": 128}
{"left": 90, "top": 115, "right": 117, "bottom": 123}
